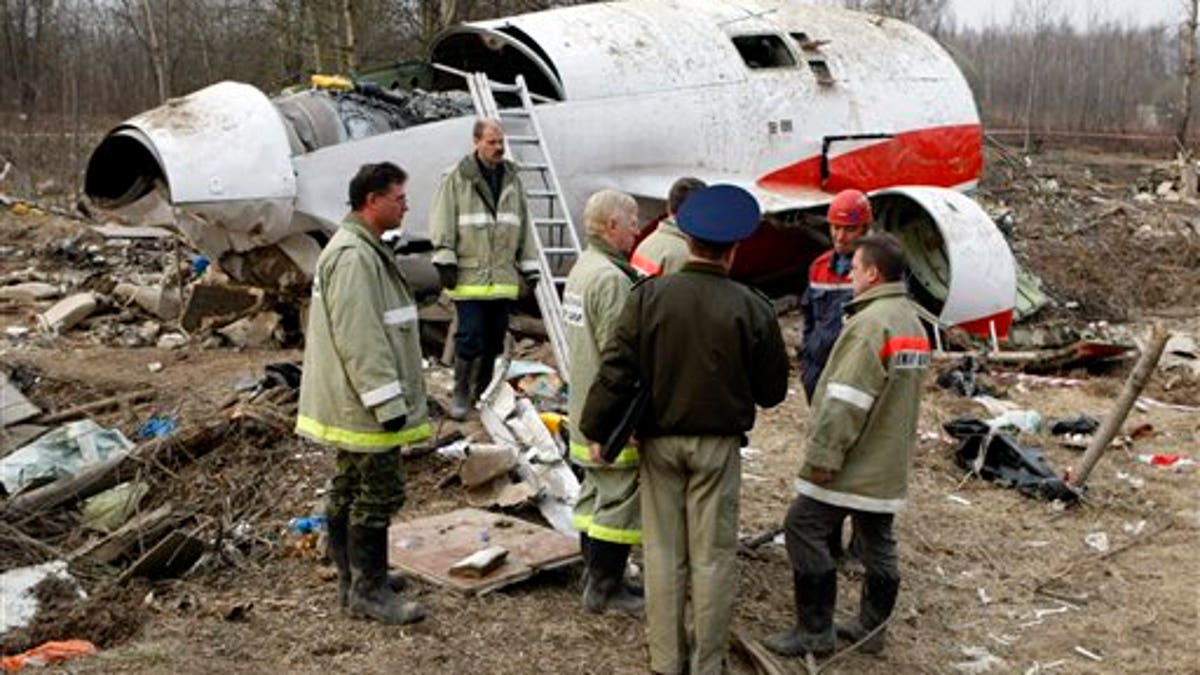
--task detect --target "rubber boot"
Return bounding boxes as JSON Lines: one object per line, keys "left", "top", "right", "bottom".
{"left": 471, "top": 355, "right": 496, "bottom": 403}
{"left": 583, "top": 540, "right": 644, "bottom": 616}
{"left": 449, "top": 356, "right": 475, "bottom": 421}
{"left": 347, "top": 525, "right": 425, "bottom": 625}
{"left": 763, "top": 570, "right": 837, "bottom": 657}
{"left": 836, "top": 573, "right": 899, "bottom": 655}
{"left": 579, "top": 532, "right": 592, "bottom": 587}
{"left": 327, "top": 515, "right": 407, "bottom": 611}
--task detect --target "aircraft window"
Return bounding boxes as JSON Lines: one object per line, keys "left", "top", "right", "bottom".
{"left": 809, "top": 59, "right": 835, "bottom": 86}
{"left": 731, "top": 35, "right": 797, "bottom": 69}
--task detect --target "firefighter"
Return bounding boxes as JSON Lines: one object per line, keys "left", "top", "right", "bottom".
{"left": 296, "top": 162, "right": 431, "bottom": 625}
{"left": 582, "top": 185, "right": 790, "bottom": 675}
{"left": 630, "top": 177, "right": 706, "bottom": 277}
{"left": 764, "top": 233, "right": 930, "bottom": 658}
{"left": 563, "top": 190, "right": 645, "bottom": 615}
{"left": 430, "top": 118, "right": 540, "bottom": 420}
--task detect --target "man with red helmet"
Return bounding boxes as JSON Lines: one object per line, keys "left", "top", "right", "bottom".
{"left": 799, "top": 189, "right": 873, "bottom": 401}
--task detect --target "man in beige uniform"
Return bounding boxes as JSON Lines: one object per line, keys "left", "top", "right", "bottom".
{"left": 583, "top": 185, "right": 790, "bottom": 674}
{"left": 297, "top": 162, "right": 431, "bottom": 625}
{"left": 630, "top": 177, "right": 706, "bottom": 277}
{"left": 563, "top": 190, "right": 644, "bottom": 615}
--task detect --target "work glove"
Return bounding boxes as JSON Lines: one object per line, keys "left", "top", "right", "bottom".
{"left": 521, "top": 270, "right": 541, "bottom": 291}
{"left": 435, "top": 264, "right": 458, "bottom": 290}
{"left": 381, "top": 415, "right": 407, "bottom": 433}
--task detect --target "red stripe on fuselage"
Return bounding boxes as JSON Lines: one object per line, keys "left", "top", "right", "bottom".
{"left": 756, "top": 124, "right": 983, "bottom": 193}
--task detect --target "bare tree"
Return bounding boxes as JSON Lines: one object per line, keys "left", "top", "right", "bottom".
{"left": 1177, "top": 0, "right": 1199, "bottom": 147}
{"left": 842, "top": 0, "right": 952, "bottom": 34}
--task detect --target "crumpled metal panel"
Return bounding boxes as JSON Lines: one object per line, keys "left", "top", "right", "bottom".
{"left": 122, "top": 81, "right": 296, "bottom": 204}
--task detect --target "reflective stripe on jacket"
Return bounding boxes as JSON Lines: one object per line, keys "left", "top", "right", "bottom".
{"left": 429, "top": 154, "right": 538, "bottom": 300}
{"left": 796, "top": 282, "right": 930, "bottom": 512}
{"left": 630, "top": 217, "right": 689, "bottom": 277}
{"left": 296, "top": 215, "right": 431, "bottom": 452}
{"left": 564, "top": 238, "right": 638, "bottom": 467}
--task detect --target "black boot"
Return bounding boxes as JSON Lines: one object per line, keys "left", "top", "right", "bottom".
{"left": 450, "top": 356, "right": 475, "bottom": 420}
{"left": 836, "top": 573, "right": 899, "bottom": 655}
{"left": 582, "top": 540, "right": 644, "bottom": 615}
{"left": 327, "top": 514, "right": 352, "bottom": 611}
{"left": 347, "top": 525, "right": 425, "bottom": 625}
{"left": 328, "top": 514, "right": 407, "bottom": 611}
{"left": 471, "top": 355, "right": 496, "bottom": 403}
{"left": 579, "top": 532, "right": 592, "bottom": 587}
{"left": 763, "top": 570, "right": 837, "bottom": 657}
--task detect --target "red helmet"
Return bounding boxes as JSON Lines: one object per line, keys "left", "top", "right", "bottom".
{"left": 827, "top": 189, "right": 872, "bottom": 227}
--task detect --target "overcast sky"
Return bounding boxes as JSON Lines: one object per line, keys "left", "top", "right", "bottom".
{"left": 949, "top": 0, "right": 1190, "bottom": 30}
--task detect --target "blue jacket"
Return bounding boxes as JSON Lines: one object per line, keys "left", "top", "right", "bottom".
{"left": 799, "top": 249, "right": 854, "bottom": 400}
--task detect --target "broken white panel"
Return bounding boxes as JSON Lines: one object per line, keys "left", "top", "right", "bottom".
{"left": 0, "top": 560, "right": 82, "bottom": 633}
{"left": 480, "top": 381, "right": 580, "bottom": 535}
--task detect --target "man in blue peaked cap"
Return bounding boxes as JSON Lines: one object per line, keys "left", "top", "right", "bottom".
{"left": 582, "top": 185, "right": 791, "bottom": 675}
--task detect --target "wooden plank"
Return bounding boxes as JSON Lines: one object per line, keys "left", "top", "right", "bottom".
{"left": 117, "top": 527, "right": 207, "bottom": 583}
{"left": 0, "top": 373, "right": 41, "bottom": 427}
{"left": 387, "top": 507, "right": 580, "bottom": 596}
{"left": 70, "top": 504, "right": 188, "bottom": 565}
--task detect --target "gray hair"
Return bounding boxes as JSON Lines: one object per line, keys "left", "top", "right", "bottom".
{"left": 583, "top": 190, "right": 637, "bottom": 236}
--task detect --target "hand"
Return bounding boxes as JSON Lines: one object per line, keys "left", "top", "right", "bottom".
{"left": 381, "top": 415, "right": 407, "bottom": 433}
{"left": 435, "top": 264, "right": 458, "bottom": 290}
{"left": 589, "top": 442, "right": 606, "bottom": 464}
{"left": 809, "top": 467, "right": 836, "bottom": 485}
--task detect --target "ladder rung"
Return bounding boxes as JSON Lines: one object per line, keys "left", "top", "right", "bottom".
{"left": 526, "top": 190, "right": 558, "bottom": 199}
{"left": 518, "top": 162, "right": 549, "bottom": 171}
{"left": 551, "top": 276, "right": 570, "bottom": 285}
{"left": 543, "top": 247, "right": 578, "bottom": 255}
{"left": 508, "top": 135, "right": 540, "bottom": 144}
{"left": 500, "top": 109, "right": 531, "bottom": 117}
{"left": 533, "top": 218, "right": 568, "bottom": 226}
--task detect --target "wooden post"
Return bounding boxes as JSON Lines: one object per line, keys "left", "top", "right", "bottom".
{"left": 1070, "top": 324, "right": 1169, "bottom": 489}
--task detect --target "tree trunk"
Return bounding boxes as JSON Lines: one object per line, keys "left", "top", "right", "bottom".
{"left": 1176, "top": 0, "right": 1198, "bottom": 148}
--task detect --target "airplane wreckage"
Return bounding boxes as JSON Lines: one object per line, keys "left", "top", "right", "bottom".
{"left": 84, "top": 0, "right": 1046, "bottom": 348}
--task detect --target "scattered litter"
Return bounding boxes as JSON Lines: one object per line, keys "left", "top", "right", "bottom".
{"left": 81, "top": 480, "right": 151, "bottom": 532}
{"left": 937, "top": 357, "right": 993, "bottom": 397}
{"left": 1073, "top": 646, "right": 1104, "bottom": 662}
{"left": 1049, "top": 415, "right": 1099, "bottom": 436}
{"left": 0, "top": 560, "right": 81, "bottom": 632}
{"left": 988, "top": 409, "right": 1043, "bottom": 435}
{"left": 1032, "top": 605, "right": 1072, "bottom": 620}
{"left": 947, "top": 494, "right": 972, "bottom": 506}
{"left": 987, "top": 632, "right": 1016, "bottom": 647}
{"left": 1125, "top": 423, "right": 1155, "bottom": 440}
{"left": 0, "top": 419, "right": 134, "bottom": 496}
{"left": 0, "top": 639, "right": 97, "bottom": 672}
{"left": 0, "top": 281, "right": 60, "bottom": 303}
{"left": 135, "top": 414, "right": 178, "bottom": 439}
{"left": 37, "top": 292, "right": 98, "bottom": 333}
{"left": 147, "top": 361, "right": 164, "bottom": 373}
{"left": 156, "top": 332, "right": 188, "bottom": 349}
{"left": 1115, "top": 471, "right": 1145, "bottom": 489}
{"left": 977, "top": 587, "right": 992, "bottom": 605}
{"left": 952, "top": 646, "right": 1006, "bottom": 673}
{"left": 4, "top": 325, "right": 30, "bottom": 338}
{"left": 1135, "top": 396, "right": 1200, "bottom": 413}
{"left": 1084, "top": 531, "right": 1110, "bottom": 553}
{"left": 992, "top": 372, "right": 1084, "bottom": 388}
{"left": 449, "top": 545, "right": 509, "bottom": 578}
{"left": 287, "top": 515, "right": 327, "bottom": 535}
{"left": 435, "top": 439, "right": 471, "bottom": 461}
{"left": 1135, "top": 453, "right": 1195, "bottom": 470}
{"left": 1123, "top": 520, "right": 1146, "bottom": 536}
{"left": 505, "top": 360, "right": 557, "bottom": 378}
{"left": 946, "top": 417, "right": 1078, "bottom": 502}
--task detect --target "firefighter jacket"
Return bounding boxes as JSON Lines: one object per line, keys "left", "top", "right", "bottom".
{"left": 563, "top": 237, "right": 639, "bottom": 467}
{"left": 581, "top": 262, "right": 789, "bottom": 440}
{"left": 795, "top": 282, "right": 930, "bottom": 513}
{"left": 630, "top": 217, "right": 689, "bottom": 277}
{"left": 296, "top": 214, "right": 432, "bottom": 452}
{"left": 799, "top": 249, "right": 854, "bottom": 399}
{"left": 429, "top": 154, "right": 539, "bottom": 300}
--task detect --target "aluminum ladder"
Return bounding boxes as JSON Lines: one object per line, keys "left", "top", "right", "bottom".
{"left": 466, "top": 72, "right": 581, "bottom": 383}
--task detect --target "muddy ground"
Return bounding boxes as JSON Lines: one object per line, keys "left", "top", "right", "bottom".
{"left": 1, "top": 147, "right": 1197, "bottom": 674}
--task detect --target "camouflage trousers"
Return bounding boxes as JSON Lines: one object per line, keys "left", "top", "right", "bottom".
{"left": 326, "top": 449, "right": 405, "bottom": 529}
